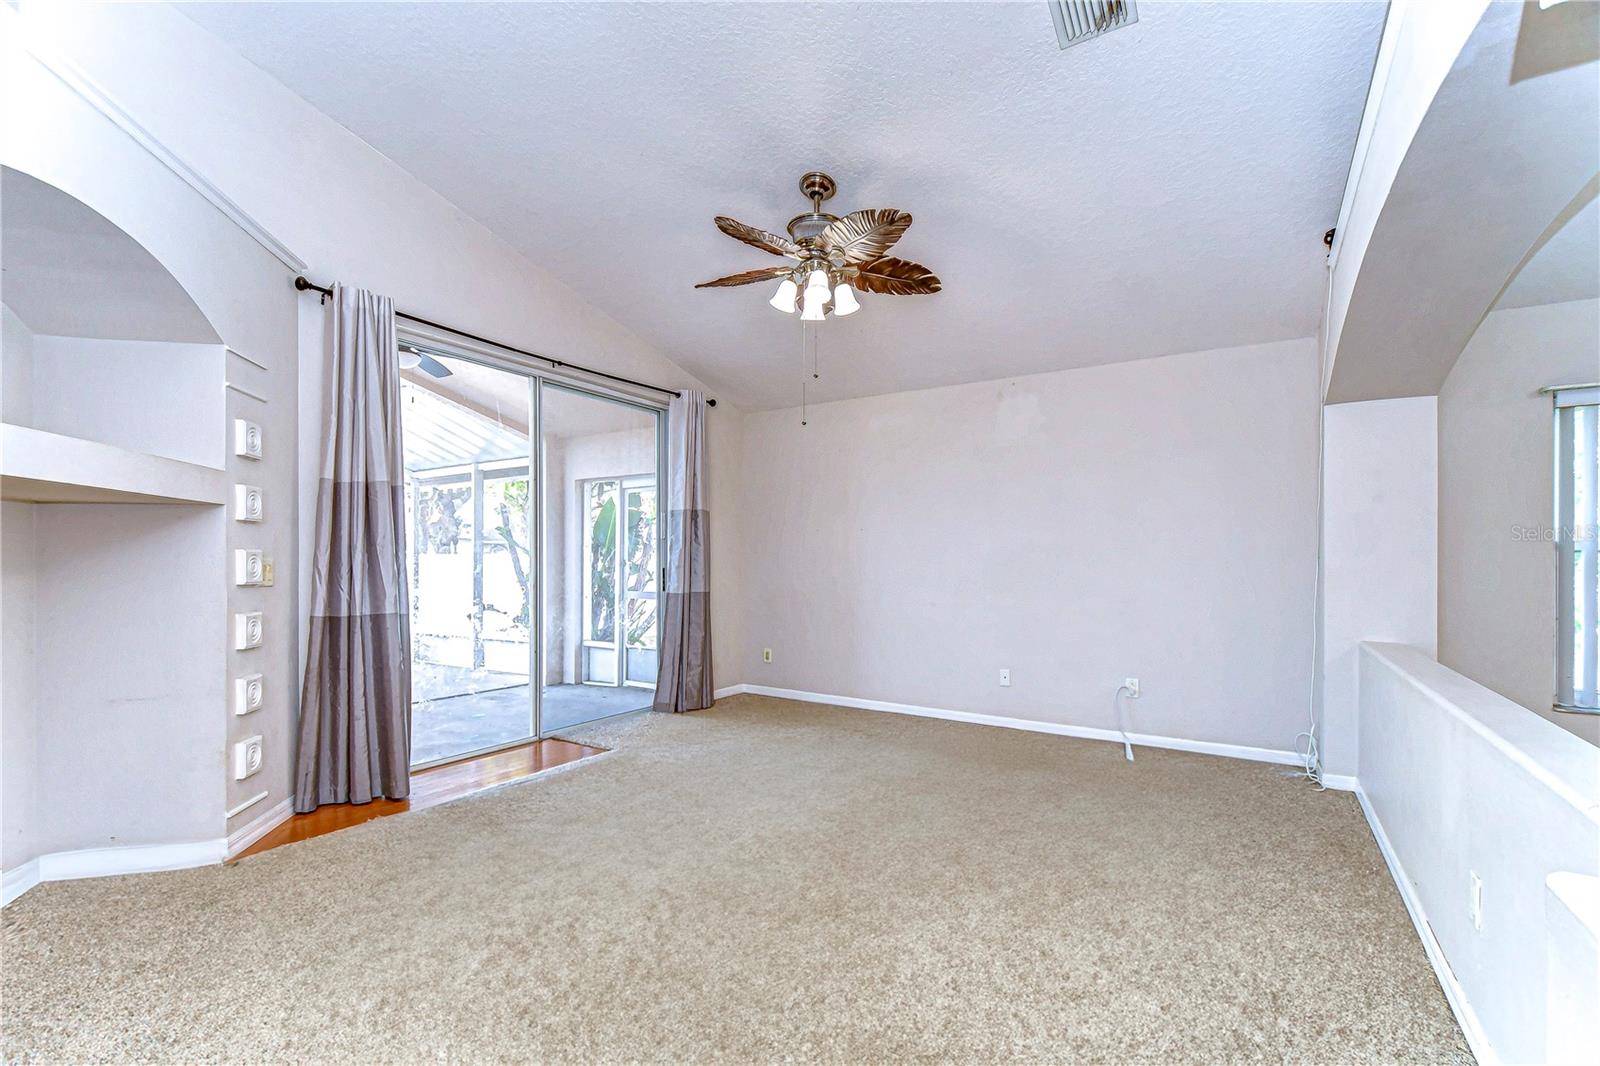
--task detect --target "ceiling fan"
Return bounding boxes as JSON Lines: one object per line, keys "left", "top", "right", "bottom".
{"left": 399, "top": 343, "right": 452, "bottom": 378}
{"left": 696, "top": 171, "right": 941, "bottom": 320}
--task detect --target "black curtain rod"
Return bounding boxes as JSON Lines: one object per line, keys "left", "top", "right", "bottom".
{"left": 294, "top": 276, "right": 713, "bottom": 406}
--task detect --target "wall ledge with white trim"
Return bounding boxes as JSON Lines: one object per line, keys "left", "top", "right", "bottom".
{"left": 1357, "top": 641, "right": 1600, "bottom": 1065}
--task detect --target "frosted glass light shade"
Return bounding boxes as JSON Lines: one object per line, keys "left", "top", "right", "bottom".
{"left": 398, "top": 348, "right": 423, "bottom": 370}
{"left": 800, "top": 286, "right": 826, "bottom": 321}
{"left": 769, "top": 278, "right": 799, "bottom": 313}
{"left": 832, "top": 283, "right": 860, "bottom": 316}
{"left": 805, "top": 267, "right": 829, "bottom": 294}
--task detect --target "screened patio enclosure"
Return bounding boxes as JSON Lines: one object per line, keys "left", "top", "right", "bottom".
{"left": 401, "top": 370, "right": 661, "bottom": 767}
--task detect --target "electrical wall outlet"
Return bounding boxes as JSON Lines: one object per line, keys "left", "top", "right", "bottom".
{"left": 1469, "top": 871, "right": 1484, "bottom": 930}
{"left": 762, "top": 648, "right": 773, "bottom": 663}
{"left": 234, "top": 549, "right": 265, "bottom": 586}
{"left": 233, "top": 419, "right": 263, "bottom": 460}
{"left": 999, "top": 668, "right": 1011, "bottom": 687}
{"left": 233, "top": 484, "right": 264, "bottom": 522}
{"left": 234, "top": 612, "right": 263, "bottom": 650}
{"left": 234, "top": 673, "right": 264, "bottom": 716}
{"left": 1123, "top": 677, "right": 1141, "bottom": 698}
{"left": 260, "top": 557, "right": 274, "bottom": 587}
{"left": 233, "top": 735, "right": 264, "bottom": 780}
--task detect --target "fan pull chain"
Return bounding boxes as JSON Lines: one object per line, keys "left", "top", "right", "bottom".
{"left": 800, "top": 319, "right": 808, "bottom": 427}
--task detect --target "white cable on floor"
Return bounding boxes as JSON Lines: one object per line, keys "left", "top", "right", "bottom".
{"left": 1113, "top": 684, "right": 1135, "bottom": 762}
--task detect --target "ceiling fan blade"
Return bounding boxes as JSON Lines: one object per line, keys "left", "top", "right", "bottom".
{"left": 695, "top": 265, "right": 794, "bottom": 288}
{"left": 822, "top": 209, "right": 912, "bottom": 263}
{"left": 848, "top": 256, "right": 941, "bottom": 296}
{"left": 715, "top": 216, "right": 801, "bottom": 258}
{"left": 417, "top": 353, "right": 453, "bottom": 378}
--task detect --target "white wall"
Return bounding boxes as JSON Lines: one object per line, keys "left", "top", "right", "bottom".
{"left": 1, "top": 305, "right": 35, "bottom": 424}
{"left": 1320, "top": 396, "right": 1438, "bottom": 777}
{"left": 25, "top": 335, "right": 223, "bottom": 467}
{"left": 1358, "top": 641, "right": 1600, "bottom": 1064}
{"left": 1, "top": 502, "right": 39, "bottom": 873}
{"left": 1439, "top": 299, "right": 1600, "bottom": 745}
{"left": 3, "top": 8, "right": 300, "bottom": 870}
{"left": 31, "top": 504, "right": 225, "bottom": 853}
{"left": 734, "top": 338, "right": 1320, "bottom": 752}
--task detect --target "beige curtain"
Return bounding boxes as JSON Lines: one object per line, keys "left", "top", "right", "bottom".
{"left": 653, "top": 390, "right": 714, "bottom": 712}
{"left": 294, "top": 284, "right": 412, "bottom": 812}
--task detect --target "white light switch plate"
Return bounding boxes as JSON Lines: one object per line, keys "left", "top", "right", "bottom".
{"left": 234, "top": 612, "right": 263, "bottom": 650}
{"left": 233, "top": 735, "right": 263, "bottom": 780}
{"left": 233, "top": 484, "right": 264, "bottom": 522}
{"left": 234, "top": 549, "right": 265, "bottom": 586}
{"left": 234, "top": 673, "right": 264, "bottom": 716}
{"left": 233, "top": 419, "right": 262, "bottom": 460}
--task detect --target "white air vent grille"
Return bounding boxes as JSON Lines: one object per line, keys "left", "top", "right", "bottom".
{"left": 1049, "top": 0, "right": 1138, "bottom": 50}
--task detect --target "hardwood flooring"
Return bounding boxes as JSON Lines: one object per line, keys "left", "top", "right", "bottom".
{"left": 231, "top": 738, "right": 605, "bottom": 860}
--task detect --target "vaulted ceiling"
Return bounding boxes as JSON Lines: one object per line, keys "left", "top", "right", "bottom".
{"left": 181, "top": 1, "right": 1388, "bottom": 409}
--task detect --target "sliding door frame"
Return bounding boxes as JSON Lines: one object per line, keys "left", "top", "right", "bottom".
{"left": 397, "top": 321, "right": 668, "bottom": 754}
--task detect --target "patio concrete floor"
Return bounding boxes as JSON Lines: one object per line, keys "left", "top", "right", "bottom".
{"left": 412, "top": 680, "right": 651, "bottom": 766}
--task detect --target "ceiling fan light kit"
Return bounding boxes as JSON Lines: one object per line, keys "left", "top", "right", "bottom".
{"left": 697, "top": 171, "right": 941, "bottom": 321}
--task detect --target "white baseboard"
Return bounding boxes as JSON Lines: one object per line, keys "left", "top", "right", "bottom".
{"left": 227, "top": 797, "right": 293, "bottom": 858}
{"left": 1320, "top": 773, "right": 1359, "bottom": 792}
{"left": 1352, "top": 785, "right": 1497, "bottom": 1065}
{"left": 2, "top": 838, "right": 227, "bottom": 906}
{"left": 2, "top": 858, "right": 41, "bottom": 906}
{"left": 717, "top": 683, "right": 1302, "bottom": 767}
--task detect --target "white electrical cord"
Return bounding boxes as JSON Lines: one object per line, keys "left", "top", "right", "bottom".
{"left": 1113, "top": 684, "right": 1136, "bottom": 762}
{"left": 1294, "top": 308, "right": 1329, "bottom": 792}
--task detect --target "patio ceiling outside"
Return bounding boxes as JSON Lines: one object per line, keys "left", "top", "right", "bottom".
{"left": 402, "top": 380, "right": 528, "bottom": 474}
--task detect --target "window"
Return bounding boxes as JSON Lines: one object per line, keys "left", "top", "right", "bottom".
{"left": 1555, "top": 385, "right": 1599, "bottom": 713}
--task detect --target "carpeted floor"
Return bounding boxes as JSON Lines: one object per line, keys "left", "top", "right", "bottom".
{"left": 1, "top": 695, "right": 1470, "bottom": 1063}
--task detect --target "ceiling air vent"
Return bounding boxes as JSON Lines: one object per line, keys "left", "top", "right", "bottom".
{"left": 1048, "top": 0, "right": 1138, "bottom": 50}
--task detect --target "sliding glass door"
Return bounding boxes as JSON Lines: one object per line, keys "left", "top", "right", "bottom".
{"left": 539, "top": 383, "right": 663, "bottom": 732}
{"left": 400, "top": 343, "right": 662, "bottom": 765}
{"left": 401, "top": 355, "right": 536, "bottom": 767}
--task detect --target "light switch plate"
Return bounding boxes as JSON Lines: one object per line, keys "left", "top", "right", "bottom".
{"left": 233, "top": 484, "right": 264, "bottom": 522}
{"left": 234, "top": 612, "right": 263, "bottom": 650}
{"left": 233, "top": 419, "right": 262, "bottom": 460}
{"left": 234, "top": 549, "right": 265, "bottom": 586}
{"left": 234, "top": 673, "right": 264, "bottom": 716}
{"left": 233, "top": 735, "right": 264, "bottom": 780}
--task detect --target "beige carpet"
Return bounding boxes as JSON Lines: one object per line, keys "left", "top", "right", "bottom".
{"left": 2, "top": 695, "right": 1469, "bottom": 1064}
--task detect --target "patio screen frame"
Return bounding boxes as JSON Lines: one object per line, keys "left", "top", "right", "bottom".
{"left": 398, "top": 322, "right": 668, "bottom": 761}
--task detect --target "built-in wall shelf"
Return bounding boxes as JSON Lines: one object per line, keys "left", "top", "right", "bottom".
{"left": 1, "top": 423, "right": 226, "bottom": 505}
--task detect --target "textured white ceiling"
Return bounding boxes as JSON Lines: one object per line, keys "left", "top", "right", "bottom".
{"left": 1, "top": 167, "right": 219, "bottom": 343}
{"left": 180, "top": 1, "right": 1386, "bottom": 409}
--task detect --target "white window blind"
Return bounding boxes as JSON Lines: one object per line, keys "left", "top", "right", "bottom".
{"left": 1554, "top": 385, "right": 1599, "bottom": 712}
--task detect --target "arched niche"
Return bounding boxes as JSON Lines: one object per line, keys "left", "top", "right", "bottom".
{"left": 2, "top": 165, "right": 228, "bottom": 480}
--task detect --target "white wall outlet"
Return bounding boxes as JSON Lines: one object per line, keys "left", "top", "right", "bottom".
{"left": 1124, "top": 677, "right": 1141, "bottom": 698}
{"left": 1469, "top": 870, "right": 1484, "bottom": 930}
{"left": 234, "top": 611, "right": 263, "bottom": 650}
{"left": 234, "top": 673, "right": 264, "bottom": 716}
{"left": 233, "top": 419, "right": 263, "bottom": 460}
{"left": 233, "top": 484, "right": 264, "bottom": 522}
{"left": 999, "top": 668, "right": 1011, "bottom": 687}
{"left": 762, "top": 648, "right": 772, "bottom": 663}
{"left": 233, "top": 735, "right": 264, "bottom": 780}
{"left": 234, "top": 549, "right": 265, "bottom": 586}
